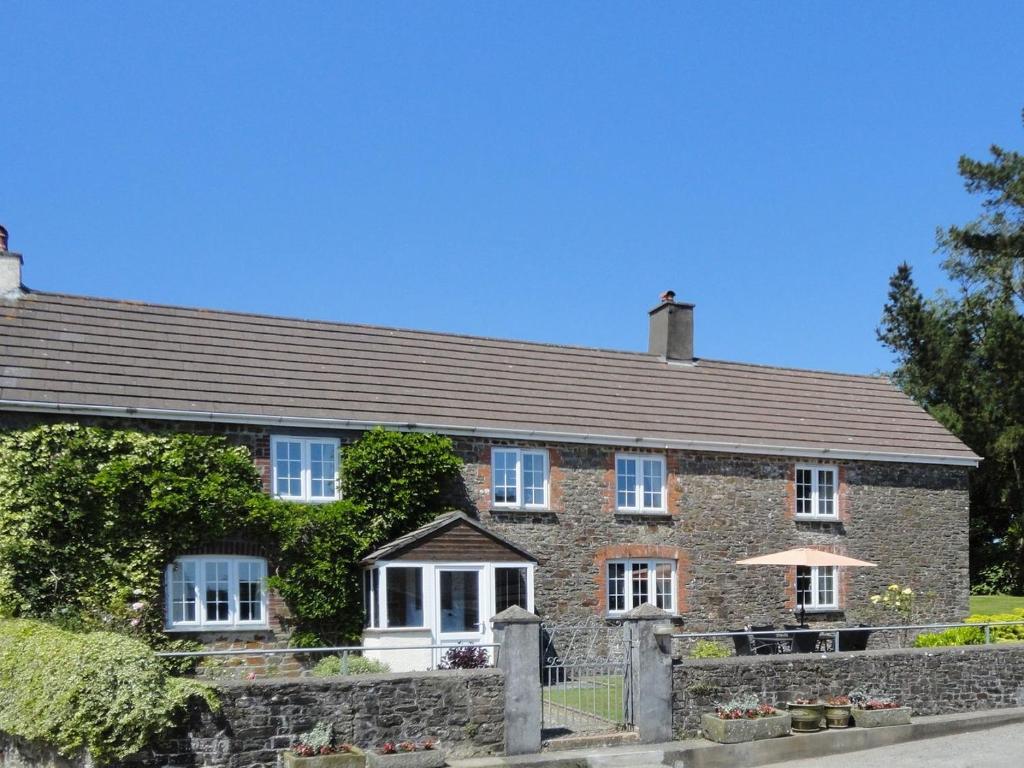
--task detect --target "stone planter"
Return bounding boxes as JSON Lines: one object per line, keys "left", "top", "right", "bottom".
{"left": 284, "top": 748, "right": 367, "bottom": 768}
{"left": 851, "top": 707, "right": 912, "bottom": 728}
{"left": 366, "top": 748, "right": 445, "bottom": 768}
{"left": 823, "top": 704, "right": 852, "bottom": 728}
{"left": 786, "top": 702, "right": 824, "bottom": 733}
{"left": 701, "top": 712, "right": 792, "bottom": 744}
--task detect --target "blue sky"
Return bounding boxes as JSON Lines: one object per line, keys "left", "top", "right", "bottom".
{"left": 2, "top": 2, "right": 1022, "bottom": 375}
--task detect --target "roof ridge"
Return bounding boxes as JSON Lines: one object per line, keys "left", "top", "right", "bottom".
{"left": 24, "top": 289, "right": 888, "bottom": 380}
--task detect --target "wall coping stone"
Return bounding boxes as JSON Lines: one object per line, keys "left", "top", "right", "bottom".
{"left": 213, "top": 667, "right": 503, "bottom": 691}
{"left": 676, "top": 641, "right": 1024, "bottom": 670}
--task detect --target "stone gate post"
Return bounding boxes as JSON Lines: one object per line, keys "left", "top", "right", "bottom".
{"left": 492, "top": 605, "right": 542, "bottom": 756}
{"left": 623, "top": 603, "right": 674, "bottom": 743}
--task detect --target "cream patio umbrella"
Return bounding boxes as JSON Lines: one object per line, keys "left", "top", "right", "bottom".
{"left": 736, "top": 547, "right": 876, "bottom": 624}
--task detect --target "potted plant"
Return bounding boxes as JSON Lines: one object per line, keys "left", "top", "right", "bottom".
{"left": 367, "top": 740, "right": 445, "bottom": 768}
{"left": 285, "top": 722, "right": 366, "bottom": 768}
{"left": 786, "top": 696, "right": 824, "bottom": 733}
{"left": 849, "top": 691, "right": 911, "bottom": 728}
{"left": 701, "top": 695, "right": 791, "bottom": 744}
{"left": 823, "top": 695, "right": 852, "bottom": 728}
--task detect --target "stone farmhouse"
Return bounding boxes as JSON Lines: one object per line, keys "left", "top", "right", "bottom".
{"left": 0, "top": 230, "right": 979, "bottom": 664}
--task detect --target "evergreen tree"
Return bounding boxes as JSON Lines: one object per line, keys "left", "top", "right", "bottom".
{"left": 879, "top": 109, "right": 1024, "bottom": 593}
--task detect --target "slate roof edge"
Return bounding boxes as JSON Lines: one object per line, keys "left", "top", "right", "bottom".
{"left": 0, "top": 399, "right": 981, "bottom": 467}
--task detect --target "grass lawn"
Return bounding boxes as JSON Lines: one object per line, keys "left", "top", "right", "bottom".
{"left": 969, "top": 594, "right": 1024, "bottom": 614}
{"left": 543, "top": 675, "right": 624, "bottom": 723}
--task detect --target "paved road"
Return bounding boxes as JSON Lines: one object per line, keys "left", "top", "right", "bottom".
{"left": 767, "top": 722, "right": 1024, "bottom": 768}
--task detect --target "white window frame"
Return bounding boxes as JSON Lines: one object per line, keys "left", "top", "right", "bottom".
{"left": 794, "top": 463, "right": 838, "bottom": 520}
{"left": 490, "top": 448, "right": 549, "bottom": 509}
{"left": 615, "top": 453, "right": 667, "bottom": 513}
{"left": 605, "top": 558, "right": 676, "bottom": 614}
{"left": 164, "top": 555, "right": 269, "bottom": 630}
{"left": 795, "top": 565, "right": 839, "bottom": 611}
{"left": 271, "top": 435, "right": 340, "bottom": 502}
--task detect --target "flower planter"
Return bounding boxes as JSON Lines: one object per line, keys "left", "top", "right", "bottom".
{"left": 701, "top": 712, "right": 791, "bottom": 744}
{"left": 366, "top": 748, "right": 445, "bottom": 768}
{"left": 786, "top": 702, "right": 824, "bottom": 733}
{"left": 851, "top": 707, "right": 912, "bottom": 728}
{"left": 284, "top": 748, "right": 367, "bottom": 768}
{"left": 823, "top": 704, "right": 852, "bottom": 729}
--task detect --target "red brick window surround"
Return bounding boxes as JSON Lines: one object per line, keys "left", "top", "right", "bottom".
{"left": 593, "top": 544, "right": 689, "bottom": 616}
{"left": 782, "top": 547, "right": 851, "bottom": 612}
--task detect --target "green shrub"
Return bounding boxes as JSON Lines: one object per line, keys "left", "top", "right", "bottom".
{"left": 0, "top": 619, "right": 217, "bottom": 763}
{"left": 913, "top": 626, "right": 985, "bottom": 647}
{"left": 311, "top": 654, "right": 391, "bottom": 677}
{"left": 689, "top": 640, "right": 731, "bottom": 659}
{"left": 965, "top": 609, "right": 1024, "bottom": 642}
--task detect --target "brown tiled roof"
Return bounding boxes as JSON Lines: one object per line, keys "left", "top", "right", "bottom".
{"left": 0, "top": 291, "right": 978, "bottom": 465}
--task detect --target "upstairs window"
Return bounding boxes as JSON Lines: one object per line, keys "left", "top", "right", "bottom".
{"left": 606, "top": 559, "right": 676, "bottom": 614}
{"left": 165, "top": 556, "right": 268, "bottom": 629}
{"left": 796, "top": 565, "right": 838, "bottom": 610}
{"left": 795, "top": 464, "right": 837, "bottom": 518}
{"left": 616, "top": 454, "right": 666, "bottom": 512}
{"left": 272, "top": 436, "right": 339, "bottom": 502}
{"left": 491, "top": 448, "right": 548, "bottom": 508}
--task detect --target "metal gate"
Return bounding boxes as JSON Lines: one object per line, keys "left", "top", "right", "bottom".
{"left": 540, "top": 617, "right": 635, "bottom": 738}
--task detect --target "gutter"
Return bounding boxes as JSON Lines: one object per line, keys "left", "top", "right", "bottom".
{"left": 0, "top": 399, "right": 981, "bottom": 467}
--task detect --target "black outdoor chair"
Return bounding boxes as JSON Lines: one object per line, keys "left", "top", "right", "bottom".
{"left": 837, "top": 624, "right": 873, "bottom": 652}
{"left": 729, "top": 629, "right": 753, "bottom": 656}
{"left": 750, "top": 624, "right": 783, "bottom": 654}
{"left": 784, "top": 624, "right": 820, "bottom": 654}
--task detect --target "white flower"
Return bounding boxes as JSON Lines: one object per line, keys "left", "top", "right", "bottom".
{"left": 901, "top": 588, "right": 913, "bottom": 595}
{"left": 131, "top": 601, "right": 146, "bottom": 611}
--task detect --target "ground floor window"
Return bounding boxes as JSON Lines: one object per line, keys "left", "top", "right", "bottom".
{"left": 606, "top": 559, "right": 676, "bottom": 614}
{"left": 796, "top": 565, "right": 838, "bottom": 610}
{"left": 165, "top": 556, "right": 268, "bottom": 630}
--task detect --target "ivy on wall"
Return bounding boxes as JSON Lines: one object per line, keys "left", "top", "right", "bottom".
{"left": 0, "top": 423, "right": 463, "bottom": 647}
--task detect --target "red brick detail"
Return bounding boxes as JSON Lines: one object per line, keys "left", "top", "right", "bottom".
{"left": 476, "top": 444, "right": 493, "bottom": 513}
{"left": 837, "top": 465, "right": 851, "bottom": 523}
{"left": 784, "top": 465, "right": 796, "bottom": 520}
{"left": 592, "top": 544, "right": 689, "bottom": 616}
{"left": 548, "top": 448, "right": 564, "bottom": 512}
{"left": 601, "top": 452, "right": 617, "bottom": 514}
{"left": 666, "top": 452, "right": 682, "bottom": 516}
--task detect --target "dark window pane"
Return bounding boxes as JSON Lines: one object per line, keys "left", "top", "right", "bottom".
{"left": 495, "top": 567, "right": 528, "bottom": 613}
{"left": 385, "top": 567, "right": 423, "bottom": 628}
{"left": 440, "top": 571, "right": 480, "bottom": 633}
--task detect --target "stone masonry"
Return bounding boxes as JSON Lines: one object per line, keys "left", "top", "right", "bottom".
{"left": 672, "top": 642, "right": 1024, "bottom": 737}
{"left": 0, "top": 669, "right": 505, "bottom": 768}
{"left": 0, "top": 413, "right": 971, "bottom": 638}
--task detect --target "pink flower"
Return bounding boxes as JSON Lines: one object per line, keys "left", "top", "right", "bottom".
{"left": 246, "top": 672, "right": 257, "bottom": 681}
{"left": 129, "top": 618, "right": 140, "bottom": 627}
{"left": 131, "top": 601, "right": 146, "bottom": 611}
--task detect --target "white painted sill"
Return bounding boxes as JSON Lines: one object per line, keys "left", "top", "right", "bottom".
{"left": 793, "top": 514, "right": 840, "bottom": 522}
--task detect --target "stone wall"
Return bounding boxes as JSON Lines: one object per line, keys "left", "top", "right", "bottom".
{"left": 0, "top": 669, "right": 504, "bottom": 768}
{"left": 455, "top": 437, "right": 970, "bottom": 629}
{"left": 0, "top": 413, "right": 972, "bottom": 636}
{"left": 672, "top": 643, "right": 1024, "bottom": 736}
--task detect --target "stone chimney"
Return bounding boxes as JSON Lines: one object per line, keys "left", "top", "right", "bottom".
{"left": 0, "top": 225, "right": 24, "bottom": 298}
{"left": 648, "top": 290, "right": 694, "bottom": 362}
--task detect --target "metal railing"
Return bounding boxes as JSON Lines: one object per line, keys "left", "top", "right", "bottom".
{"left": 155, "top": 643, "right": 499, "bottom": 658}
{"left": 671, "top": 619, "right": 1024, "bottom": 654}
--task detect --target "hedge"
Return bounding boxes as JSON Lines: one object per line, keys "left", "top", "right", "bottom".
{"left": 0, "top": 619, "right": 217, "bottom": 763}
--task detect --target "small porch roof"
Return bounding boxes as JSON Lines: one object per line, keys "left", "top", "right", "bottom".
{"left": 359, "top": 510, "right": 538, "bottom": 565}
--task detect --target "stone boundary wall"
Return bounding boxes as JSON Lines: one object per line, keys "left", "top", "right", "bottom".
{"left": 673, "top": 642, "right": 1024, "bottom": 736}
{"left": 0, "top": 669, "right": 504, "bottom": 768}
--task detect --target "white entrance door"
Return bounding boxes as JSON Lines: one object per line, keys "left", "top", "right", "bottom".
{"left": 435, "top": 566, "right": 487, "bottom": 661}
